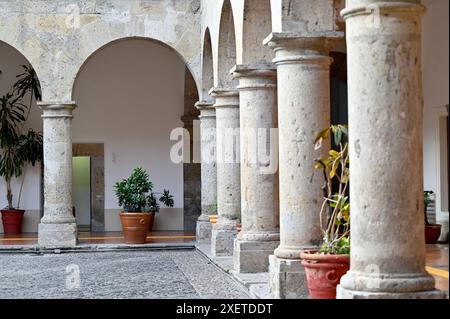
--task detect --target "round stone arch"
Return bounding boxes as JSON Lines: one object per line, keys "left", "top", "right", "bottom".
{"left": 0, "top": 39, "right": 44, "bottom": 92}
{"left": 70, "top": 36, "right": 201, "bottom": 101}
{"left": 201, "top": 28, "right": 215, "bottom": 101}
{"left": 216, "top": 0, "right": 238, "bottom": 88}
{"left": 68, "top": 36, "right": 201, "bottom": 233}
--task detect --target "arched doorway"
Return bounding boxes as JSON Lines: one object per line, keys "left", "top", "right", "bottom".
{"left": 71, "top": 38, "right": 200, "bottom": 232}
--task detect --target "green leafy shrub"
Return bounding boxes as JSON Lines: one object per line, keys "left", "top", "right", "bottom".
{"left": 114, "top": 167, "right": 174, "bottom": 213}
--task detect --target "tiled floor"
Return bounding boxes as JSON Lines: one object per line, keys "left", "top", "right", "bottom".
{"left": 0, "top": 232, "right": 448, "bottom": 294}
{"left": 0, "top": 231, "right": 196, "bottom": 246}
{"left": 425, "top": 244, "right": 449, "bottom": 292}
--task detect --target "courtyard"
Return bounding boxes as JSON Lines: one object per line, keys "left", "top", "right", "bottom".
{"left": 0, "top": 250, "right": 249, "bottom": 299}
{"left": 0, "top": 0, "right": 449, "bottom": 300}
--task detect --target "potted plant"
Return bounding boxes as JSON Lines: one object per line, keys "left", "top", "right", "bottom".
{"left": 300, "top": 125, "right": 350, "bottom": 299}
{"left": 209, "top": 202, "right": 218, "bottom": 226}
{"left": 114, "top": 167, "right": 174, "bottom": 244}
{"left": 0, "top": 65, "right": 42, "bottom": 235}
{"left": 424, "top": 191, "right": 441, "bottom": 244}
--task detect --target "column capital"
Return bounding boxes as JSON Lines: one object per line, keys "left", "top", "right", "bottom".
{"left": 195, "top": 101, "right": 216, "bottom": 119}
{"left": 263, "top": 32, "right": 343, "bottom": 67}
{"left": 39, "top": 101, "right": 77, "bottom": 118}
{"left": 341, "top": 1, "right": 426, "bottom": 20}
{"left": 231, "top": 63, "right": 277, "bottom": 91}
{"left": 209, "top": 87, "right": 239, "bottom": 110}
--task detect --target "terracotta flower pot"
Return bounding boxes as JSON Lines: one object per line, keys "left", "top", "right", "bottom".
{"left": 425, "top": 224, "right": 442, "bottom": 244}
{"left": 1, "top": 209, "right": 25, "bottom": 235}
{"left": 300, "top": 250, "right": 350, "bottom": 299}
{"left": 209, "top": 214, "right": 218, "bottom": 225}
{"left": 119, "top": 212, "right": 154, "bottom": 244}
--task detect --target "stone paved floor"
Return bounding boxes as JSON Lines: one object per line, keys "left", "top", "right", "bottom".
{"left": 0, "top": 250, "right": 250, "bottom": 299}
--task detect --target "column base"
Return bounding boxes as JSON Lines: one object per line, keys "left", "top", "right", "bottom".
{"left": 337, "top": 286, "right": 447, "bottom": 299}
{"left": 196, "top": 220, "right": 212, "bottom": 243}
{"left": 38, "top": 223, "right": 78, "bottom": 248}
{"left": 233, "top": 239, "right": 279, "bottom": 273}
{"left": 337, "top": 270, "right": 447, "bottom": 299}
{"left": 268, "top": 255, "right": 309, "bottom": 299}
{"left": 211, "top": 227, "right": 237, "bottom": 256}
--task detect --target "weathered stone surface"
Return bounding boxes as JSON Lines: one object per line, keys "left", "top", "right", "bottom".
{"left": 39, "top": 103, "right": 78, "bottom": 248}
{"left": 196, "top": 220, "right": 212, "bottom": 243}
{"left": 268, "top": 255, "right": 309, "bottom": 299}
{"left": 38, "top": 223, "right": 77, "bottom": 248}
{"left": 263, "top": 32, "right": 342, "bottom": 298}
{"left": 233, "top": 240, "right": 279, "bottom": 273}
{"left": 0, "top": 0, "right": 201, "bottom": 102}
{"left": 211, "top": 226, "right": 238, "bottom": 256}
{"left": 337, "top": 0, "right": 445, "bottom": 299}
{"left": 210, "top": 88, "right": 240, "bottom": 256}
{"left": 232, "top": 64, "right": 280, "bottom": 273}
{"left": 195, "top": 101, "right": 217, "bottom": 243}
{"left": 264, "top": 33, "right": 342, "bottom": 260}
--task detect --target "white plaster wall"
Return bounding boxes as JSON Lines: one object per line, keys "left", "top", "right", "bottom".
{"left": 73, "top": 39, "right": 186, "bottom": 231}
{"left": 422, "top": 0, "right": 449, "bottom": 238}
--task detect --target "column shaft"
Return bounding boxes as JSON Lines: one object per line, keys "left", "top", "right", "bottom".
{"left": 232, "top": 64, "right": 280, "bottom": 273}
{"left": 264, "top": 32, "right": 342, "bottom": 298}
{"left": 38, "top": 102, "right": 77, "bottom": 248}
{"left": 210, "top": 88, "right": 241, "bottom": 256}
{"left": 196, "top": 101, "right": 217, "bottom": 243}
{"left": 337, "top": 0, "right": 445, "bottom": 299}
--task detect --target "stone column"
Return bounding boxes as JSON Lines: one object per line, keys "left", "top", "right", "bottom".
{"left": 195, "top": 101, "right": 217, "bottom": 243}
{"left": 337, "top": 0, "right": 445, "bottom": 299}
{"left": 232, "top": 64, "right": 280, "bottom": 273}
{"left": 263, "top": 33, "right": 342, "bottom": 298}
{"left": 210, "top": 88, "right": 241, "bottom": 256}
{"left": 181, "top": 114, "right": 201, "bottom": 232}
{"left": 38, "top": 102, "right": 77, "bottom": 248}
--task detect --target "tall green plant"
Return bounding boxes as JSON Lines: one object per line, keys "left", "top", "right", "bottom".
{"left": 314, "top": 125, "right": 350, "bottom": 255}
{"left": 0, "top": 65, "right": 42, "bottom": 209}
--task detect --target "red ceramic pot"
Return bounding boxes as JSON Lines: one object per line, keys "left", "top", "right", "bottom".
{"left": 300, "top": 250, "right": 350, "bottom": 299}
{"left": 1, "top": 209, "right": 25, "bottom": 235}
{"left": 425, "top": 224, "right": 442, "bottom": 244}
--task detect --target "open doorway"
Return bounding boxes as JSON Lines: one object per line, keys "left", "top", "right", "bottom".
{"left": 72, "top": 156, "right": 91, "bottom": 231}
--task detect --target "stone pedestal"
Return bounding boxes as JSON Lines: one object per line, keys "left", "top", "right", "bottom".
{"left": 38, "top": 102, "right": 78, "bottom": 248}
{"left": 232, "top": 64, "right": 280, "bottom": 273}
{"left": 337, "top": 0, "right": 445, "bottom": 299}
{"left": 210, "top": 88, "right": 241, "bottom": 256}
{"left": 268, "top": 255, "right": 309, "bottom": 299}
{"left": 264, "top": 32, "right": 342, "bottom": 298}
{"left": 195, "top": 101, "right": 217, "bottom": 243}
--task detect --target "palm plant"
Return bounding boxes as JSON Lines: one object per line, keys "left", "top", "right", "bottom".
{"left": 314, "top": 124, "right": 350, "bottom": 255}
{"left": 0, "top": 65, "right": 42, "bottom": 210}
